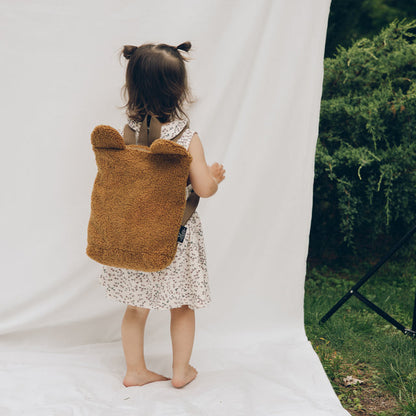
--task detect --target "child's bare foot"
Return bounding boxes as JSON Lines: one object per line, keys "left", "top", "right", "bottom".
{"left": 171, "top": 364, "right": 198, "bottom": 388}
{"left": 123, "top": 369, "right": 170, "bottom": 387}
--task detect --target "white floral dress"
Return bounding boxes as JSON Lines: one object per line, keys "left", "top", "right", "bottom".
{"left": 97, "top": 117, "right": 212, "bottom": 310}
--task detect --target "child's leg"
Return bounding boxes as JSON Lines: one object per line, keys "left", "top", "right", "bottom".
{"left": 170, "top": 304, "right": 198, "bottom": 388}
{"left": 121, "top": 304, "right": 169, "bottom": 387}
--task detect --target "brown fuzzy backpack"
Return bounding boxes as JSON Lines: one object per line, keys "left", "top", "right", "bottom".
{"left": 86, "top": 115, "right": 199, "bottom": 272}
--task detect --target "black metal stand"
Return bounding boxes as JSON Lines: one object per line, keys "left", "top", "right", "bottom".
{"left": 319, "top": 223, "right": 416, "bottom": 338}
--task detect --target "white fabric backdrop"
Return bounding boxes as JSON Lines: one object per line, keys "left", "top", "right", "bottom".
{"left": 0, "top": 0, "right": 351, "bottom": 415}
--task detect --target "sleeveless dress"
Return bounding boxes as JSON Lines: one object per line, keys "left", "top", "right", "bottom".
{"left": 97, "top": 117, "right": 212, "bottom": 310}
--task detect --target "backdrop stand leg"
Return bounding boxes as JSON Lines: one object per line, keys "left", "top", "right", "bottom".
{"left": 412, "top": 287, "right": 416, "bottom": 333}
{"left": 318, "top": 224, "right": 416, "bottom": 338}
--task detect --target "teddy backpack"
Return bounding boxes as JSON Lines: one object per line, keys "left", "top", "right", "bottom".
{"left": 86, "top": 114, "right": 199, "bottom": 272}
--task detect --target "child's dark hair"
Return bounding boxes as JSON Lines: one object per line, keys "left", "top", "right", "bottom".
{"left": 119, "top": 41, "right": 193, "bottom": 123}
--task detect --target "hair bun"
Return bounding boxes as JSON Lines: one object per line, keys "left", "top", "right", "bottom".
{"left": 122, "top": 45, "right": 137, "bottom": 60}
{"left": 176, "top": 42, "right": 191, "bottom": 52}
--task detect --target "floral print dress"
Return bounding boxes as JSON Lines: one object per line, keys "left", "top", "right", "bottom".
{"left": 97, "top": 117, "right": 212, "bottom": 310}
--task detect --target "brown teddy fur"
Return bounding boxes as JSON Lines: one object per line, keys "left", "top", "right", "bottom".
{"left": 86, "top": 125, "right": 192, "bottom": 271}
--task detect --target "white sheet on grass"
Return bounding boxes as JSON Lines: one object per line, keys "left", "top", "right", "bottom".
{"left": 0, "top": 0, "right": 351, "bottom": 415}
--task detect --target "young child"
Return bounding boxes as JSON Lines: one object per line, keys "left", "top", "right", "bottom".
{"left": 97, "top": 41, "right": 225, "bottom": 389}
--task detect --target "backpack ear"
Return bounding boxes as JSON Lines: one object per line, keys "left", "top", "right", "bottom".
{"left": 150, "top": 138, "right": 190, "bottom": 157}
{"left": 91, "top": 125, "right": 126, "bottom": 150}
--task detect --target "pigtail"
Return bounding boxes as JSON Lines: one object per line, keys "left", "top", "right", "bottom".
{"left": 122, "top": 45, "right": 138, "bottom": 60}
{"left": 176, "top": 42, "right": 191, "bottom": 52}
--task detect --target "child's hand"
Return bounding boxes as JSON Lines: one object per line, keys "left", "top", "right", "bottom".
{"left": 209, "top": 162, "right": 225, "bottom": 185}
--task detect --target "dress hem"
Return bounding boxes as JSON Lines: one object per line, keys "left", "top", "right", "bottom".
{"left": 99, "top": 280, "right": 212, "bottom": 311}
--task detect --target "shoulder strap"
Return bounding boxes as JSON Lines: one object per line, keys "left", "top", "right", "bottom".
{"left": 123, "top": 124, "right": 136, "bottom": 144}
{"left": 181, "top": 188, "right": 199, "bottom": 226}
{"left": 123, "top": 116, "right": 189, "bottom": 146}
{"left": 138, "top": 114, "right": 161, "bottom": 146}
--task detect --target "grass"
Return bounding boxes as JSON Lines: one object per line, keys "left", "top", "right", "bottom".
{"left": 304, "top": 255, "right": 416, "bottom": 415}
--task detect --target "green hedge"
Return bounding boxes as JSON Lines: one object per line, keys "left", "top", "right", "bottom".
{"left": 309, "top": 19, "right": 416, "bottom": 264}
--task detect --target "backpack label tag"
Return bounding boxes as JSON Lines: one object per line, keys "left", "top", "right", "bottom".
{"left": 177, "top": 226, "right": 187, "bottom": 243}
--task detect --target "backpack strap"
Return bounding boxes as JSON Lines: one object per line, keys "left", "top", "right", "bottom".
{"left": 138, "top": 114, "right": 160, "bottom": 146}
{"left": 123, "top": 115, "right": 189, "bottom": 145}
{"left": 181, "top": 188, "right": 199, "bottom": 226}
{"left": 122, "top": 116, "right": 199, "bottom": 227}
{"left": 123, "top": 124, "right": 137, "bottom": 144}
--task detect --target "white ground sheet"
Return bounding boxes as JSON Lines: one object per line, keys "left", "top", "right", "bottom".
{"left": 0, "top": 0, "right": 351, "bottom": 415}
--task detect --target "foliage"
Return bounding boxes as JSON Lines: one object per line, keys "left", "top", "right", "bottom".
{"left": 325, "top": 0, "right": 416, "bottom": 58}
{"left": 309, "top": 19, "right": 416, "bottom": 262}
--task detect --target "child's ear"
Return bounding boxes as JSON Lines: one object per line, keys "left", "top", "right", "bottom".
{"left": 91, "top": 125, "right": 126, "bottom": 149}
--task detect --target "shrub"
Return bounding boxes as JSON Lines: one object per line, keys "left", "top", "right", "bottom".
{"left": 309, "top": 19, "right": 416, "bottom": 264}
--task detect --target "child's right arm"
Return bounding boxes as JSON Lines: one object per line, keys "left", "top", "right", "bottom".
{"left": 188, "top": 133, "right": 225, "bottom": 198}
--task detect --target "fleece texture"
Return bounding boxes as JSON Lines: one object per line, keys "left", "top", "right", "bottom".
{"left": 86, "top": 125, "right": 192, "bottom": 272}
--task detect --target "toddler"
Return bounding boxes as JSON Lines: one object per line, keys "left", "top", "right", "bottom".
{"left": 97, "top": 41, "right": 225, "bottom": 389}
